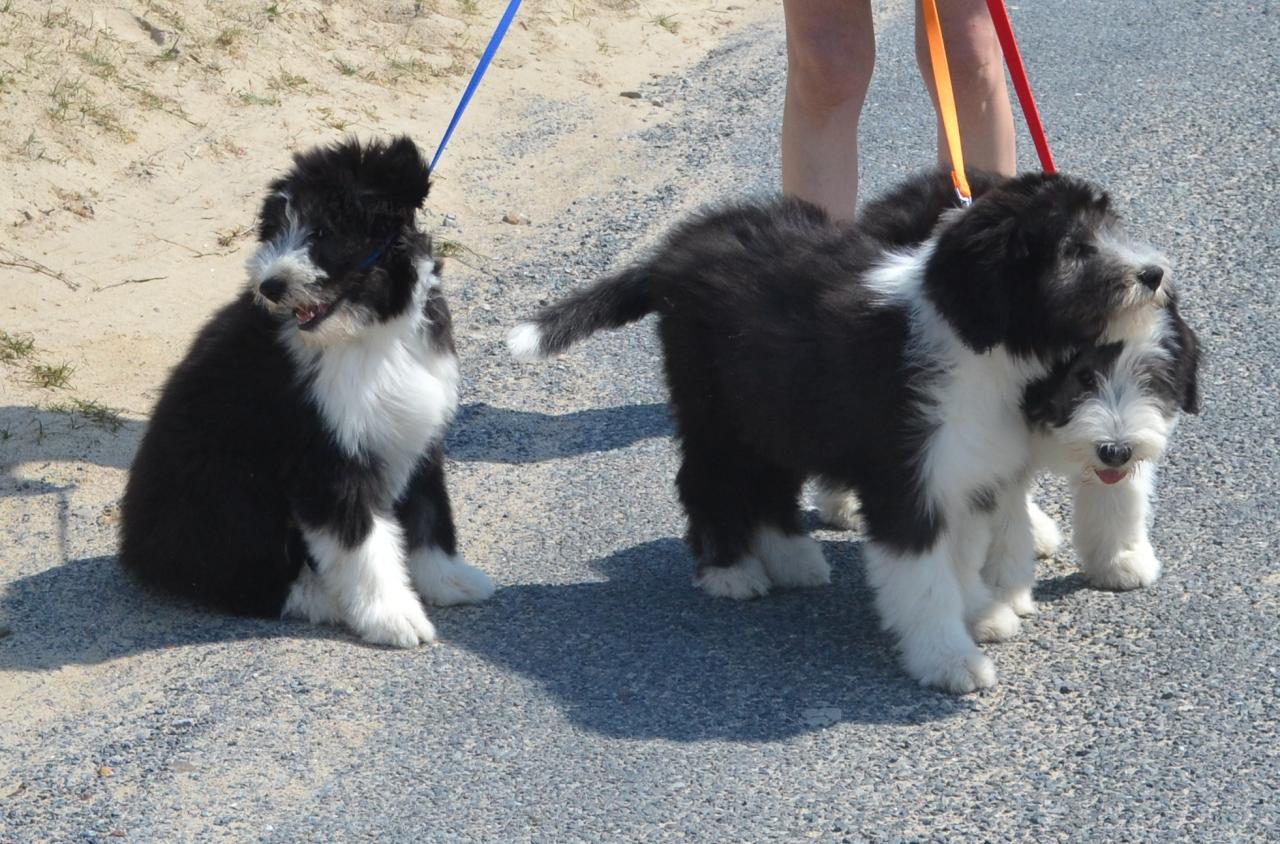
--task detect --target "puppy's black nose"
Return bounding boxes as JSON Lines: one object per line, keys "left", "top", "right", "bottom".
{"left": 1137, "top": 265, "right": 1164, "bottom": 291}
{"left": 1096, "top": 442, "right": 1133, "bottom": 467}
{"left": 259, "top": 277, "right": 287, "bottom": 303}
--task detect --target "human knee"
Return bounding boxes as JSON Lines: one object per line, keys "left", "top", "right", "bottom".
{"left": 787, "top": 27, "right": 876, "bottom": 113}
{"left": 923, "top": 16, "right": 1005, "bottom": 91}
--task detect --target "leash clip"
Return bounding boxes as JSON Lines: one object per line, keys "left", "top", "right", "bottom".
{"left": 951, "top": 170, "right": 973, "bottom": 208}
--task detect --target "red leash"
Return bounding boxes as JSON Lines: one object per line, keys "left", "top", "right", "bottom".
{"left": 986, "top": 0, "right": 1057, "bottom": 173}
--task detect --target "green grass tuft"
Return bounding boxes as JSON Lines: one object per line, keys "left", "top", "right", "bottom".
{"left": 28, "top": 362, "right": 75, "bottom": 389}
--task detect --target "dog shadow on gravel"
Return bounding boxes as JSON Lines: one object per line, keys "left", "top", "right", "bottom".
{"left": 447, "top": 401, "right": 672, "bottom": 464}
{"left": 0, "top": 556, "right": 347, "bottom": 672}
{"left": 447, "top": 535, "right": 974, "bottom": 742}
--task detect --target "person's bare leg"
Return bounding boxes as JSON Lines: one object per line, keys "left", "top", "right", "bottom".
{"left": 782, "top": 0, "right": 876, "bottom": 221}
{"left": 914, "top": 0, "right": 1016, "bottom": 176}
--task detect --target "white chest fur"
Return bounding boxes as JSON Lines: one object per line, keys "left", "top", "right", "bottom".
{"left": 922, "top": 346, "right": 1041, "bottom": 513}
{"left": 907, "top": 290, "right": 1046, "bottom": 516}
{"left": 291, "top": 269, "right": 459, "bottom": 503}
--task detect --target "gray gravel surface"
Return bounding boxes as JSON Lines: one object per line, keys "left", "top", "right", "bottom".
{"left": 3, "top": 1, "right": 1278, "bottom": 841}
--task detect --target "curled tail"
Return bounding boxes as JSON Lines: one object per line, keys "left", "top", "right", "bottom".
{"left": 507, "top": 264, "right": 653, "bottom": 361}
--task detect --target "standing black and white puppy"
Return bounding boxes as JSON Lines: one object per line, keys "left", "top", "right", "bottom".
{"left": 119, "top": 136, "right": 493, "bottom": 646}
{"left": 999, "top": 302, "right": 1201, "bottom": 597}
{"left": 508, "top": 172, "right": 1172, "bottom": 692}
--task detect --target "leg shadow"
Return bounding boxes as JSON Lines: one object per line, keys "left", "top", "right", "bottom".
{"left": 1034, "top": 572, "right": 1091, "bottom": 604}
{"left": 446, "top": 536, "right": 971, "bottom": 741}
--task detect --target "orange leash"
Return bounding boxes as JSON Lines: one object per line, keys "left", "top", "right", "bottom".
{"left": 921, "top": 0, "right": 972, "bottom": 204}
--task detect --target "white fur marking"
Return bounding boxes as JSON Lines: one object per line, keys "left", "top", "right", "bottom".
{"left": 752, "top": 527, "right": 831, "bottom": 589}
{"left": 696, "top": 556, "right": 771, "bottom": 600}
{"left": 1072, "top": 466, "right": 1162, "bottom": 590}
{"left": 812, "top": 482, "right": 863, "bottom": 531}
{"left": 286, "top": 268, "right": 459, "bottom": 503}
{"left": 864, "top": 541, "right": 995, "bottom": 693}
{"left": 507, "top": 322, "right": 547, "bottom": 362}
{"left": 304, "top": 515, "right": 436, "bottom": 647}
{"left": 409, "top": 547, "right": 496, "bottom": 606}
{"left": 282, "top": 565, "right": 342, "bottom": 625}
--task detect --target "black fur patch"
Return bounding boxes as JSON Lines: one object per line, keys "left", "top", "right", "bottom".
{"left": 924, "top": 173, "right": 1126, "bottom": 356}
{"left": 1023, "top": 342, "right": 1125, "bottom": 429}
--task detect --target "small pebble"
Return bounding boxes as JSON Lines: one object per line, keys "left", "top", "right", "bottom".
{"left": 502, "top": 212, "right": 530, "bottom": 226}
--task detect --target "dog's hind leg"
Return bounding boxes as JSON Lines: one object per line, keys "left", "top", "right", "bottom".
{"left": 864, "top": 538, "right": 996, "bottom": 693}
{"left": 282, "top": 563, "right": 343, "bottom": 625}
{"left": 1071, "top": 465, "right": 1161, "bottom": 590}
{"left": 398, "top": 446, "right": 496, "bottom": 607}
{"left": 677, "top": 438, "right": 823, "bottom": 599}
{"left": 1027, "top": 496, "right": 1063, "bottom": 559}
{"left": 811, "top": 480, "right": 864, "bottom": 531}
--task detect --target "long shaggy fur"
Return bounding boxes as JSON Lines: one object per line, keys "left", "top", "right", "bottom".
{"left": 510, "top": 170, "right": 1176, "bottom": 691}
{"left": 1002, "top": 301, "right": 1201, "bottom": 595}
{"left": 119, "top": 136, "right": 493, "bottom": 646}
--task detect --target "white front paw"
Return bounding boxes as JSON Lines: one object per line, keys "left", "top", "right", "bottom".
{"left": 1007, "top": 588, "right": 1039, "bottom": 617}
{"left": 904, "top": 646, "right": 997, "bottom": 694}
{"left": 970, "top": 603, "right": 1022, "bottom": 643}
{"left": 1084, "top": 543, "right": 1162, "bottom": 591}
{"left": 411, "top": 548, "right": 496, "bottom": 606}
{"left": 352, "top": 591, "right": 437, "bottom": 648}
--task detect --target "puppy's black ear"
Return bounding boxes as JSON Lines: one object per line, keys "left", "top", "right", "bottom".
{"left": 1021, "top": 355, "right": 1071, "bottom": 426}
{"left": 1168, "top": 302, "right": 1202, "bottom": 415}
{"left": 363, "top": 135, "right": 431, "bottom": 211}
{"left": 924, "top": 206, "right": 1018, "bottom": 353}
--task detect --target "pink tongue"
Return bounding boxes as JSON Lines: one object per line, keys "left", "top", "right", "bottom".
{"left": 1095, "top": 468, "right": 1127, "bottom": 485}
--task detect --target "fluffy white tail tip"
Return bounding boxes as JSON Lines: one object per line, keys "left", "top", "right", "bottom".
{"left": 506, "top": 322, "right": 547, "bottom": 362}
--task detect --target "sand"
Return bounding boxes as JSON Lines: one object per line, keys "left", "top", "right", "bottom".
{"left": 0, "top": 2, "right": 775, "bottom": 494}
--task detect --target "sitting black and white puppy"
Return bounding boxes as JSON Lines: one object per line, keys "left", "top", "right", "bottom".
{"left": 119, "top": 136, "right": 493, "bottom": 647}
{"left": 508, "top": 171, "right": 1172, "bottom": 692}
{"left": 1008, "top": 303, "right": 1200, "bottom": 595}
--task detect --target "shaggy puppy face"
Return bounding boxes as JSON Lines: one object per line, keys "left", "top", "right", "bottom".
{"left": 247, "top": 136, "right": 433, "bottom": 345}
{"left": 924, "top": 173, "right": 1171, "bottom": 356}
{"left": 1024, "top": 303, "right": 1200, "bottom": 485}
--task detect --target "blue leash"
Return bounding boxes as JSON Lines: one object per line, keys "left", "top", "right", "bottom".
{"left": 430, "top": 0, "right": 524, "bottom": 173}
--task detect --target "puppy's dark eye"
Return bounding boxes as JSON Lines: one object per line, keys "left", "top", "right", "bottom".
{"left": 308, "top": 228, "right": 327, "bottom": 243}
{"left": 1068, "top": 240, "right": 1097, "bottom": 259}
{"left": 1076, "top": 369, "right": 1097, "bottom": 390}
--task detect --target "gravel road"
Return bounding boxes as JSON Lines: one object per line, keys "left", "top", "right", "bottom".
{"left": 3, "top": 1, "right": 1278, "bottom": 841}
